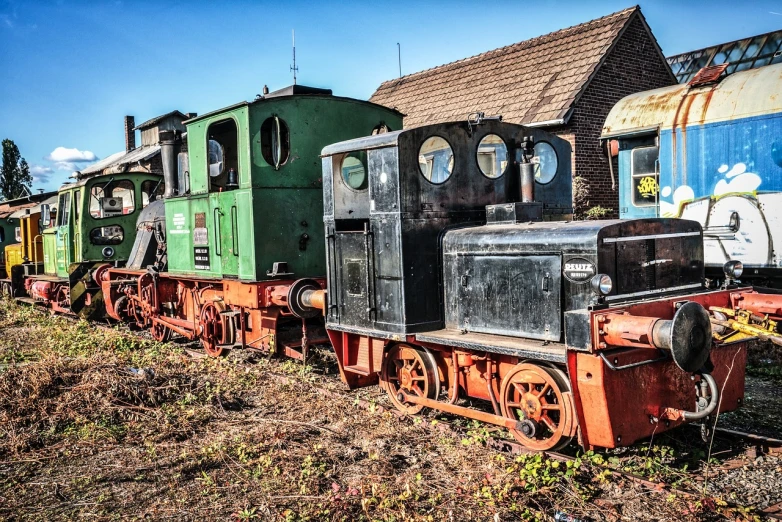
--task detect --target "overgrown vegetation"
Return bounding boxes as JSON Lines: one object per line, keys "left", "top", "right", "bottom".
{"left": 572, "top": 175, "right": 614, "bottom": 220}
{"left": 0, "top": 299, "right": 775, "bottom": 521}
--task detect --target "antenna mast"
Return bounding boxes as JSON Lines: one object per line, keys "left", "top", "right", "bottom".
{"left": 397, "top": 42, "right": 401, "bottom": 78}
{"left": 291, "top": 29, "right": 298, "bottom": 85}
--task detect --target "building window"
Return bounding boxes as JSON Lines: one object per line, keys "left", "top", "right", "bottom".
{"left": 90, "top": 225, "right": 124, "bottom": 245}
{"left": 261, "top": 115, "right": 290, "bottom": 170}
{"left": 142, "top": 179, "right": 164, "bottom": 207}
{"left": 207, "top": 119, "right": 239, "bottom": 191}
{"left": 419, "top": 136, "right": 454, "bottom": 184}
{"left": 90, "top": 180, "right": 135, "bottom": 218}
{"left": 476, "top": 134, "right": 508, "bottom": 179}
{"left": 631, "top": 146, "right": 659, "bottom": 207}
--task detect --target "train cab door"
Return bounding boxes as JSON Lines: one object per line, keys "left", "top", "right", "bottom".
{"left": 53, "top": 190, "right": 74, "bottom": 277}
{"left": 619, "top": 136, "right": 659, "bottom": 219}
{"left": 209, "top": 192, "right": 239, "bottom": 278}
{"left": 332, "top": 224, "right": 375, "bottom": 329}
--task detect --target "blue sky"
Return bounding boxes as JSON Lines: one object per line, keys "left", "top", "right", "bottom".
{"left": 1, "top": 0, "right": 780, "bottom": 192}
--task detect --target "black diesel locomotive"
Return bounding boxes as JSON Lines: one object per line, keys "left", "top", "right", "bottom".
{"left": 287, "top": 117, "right": 758, "bottom": 450}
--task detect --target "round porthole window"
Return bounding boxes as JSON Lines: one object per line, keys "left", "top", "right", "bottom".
{"left": 476, "top": 134, "right": 508, "bottom": 179}
{"left": 341, "top": 151, "right": 368, "bottom": 191}
{"left": 533, "top": 141, "right": 558, "bottom": 184}
{"left": 419, "top": 136, "right": 454, "bottom": 184}
{"left": 261, "top": 115, "right": 290, "bottom": 170}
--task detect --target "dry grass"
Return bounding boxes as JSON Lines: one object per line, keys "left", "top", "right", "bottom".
{"left": 0, "top": 299, "right": 771, "bottom": 521}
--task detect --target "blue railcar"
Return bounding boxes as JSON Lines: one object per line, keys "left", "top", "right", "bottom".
{"left": 601, "top": 63, "right": 782, "bottom": 284}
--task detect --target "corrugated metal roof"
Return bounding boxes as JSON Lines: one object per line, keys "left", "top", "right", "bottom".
{"left": 9, "top": 195, "right": 58, "bottom": 218}
{"left": 79, "top": 145, "right": 161, "bottom": 176}
{"left": 601, "top": 62, "right": 782, "bottom": 138}
{"left": 133, "top": 111, "right": 188, "bottom": 130}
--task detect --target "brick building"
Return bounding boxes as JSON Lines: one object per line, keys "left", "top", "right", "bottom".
{"left": 369, "top": 6, "right": 675, "bottom": 217}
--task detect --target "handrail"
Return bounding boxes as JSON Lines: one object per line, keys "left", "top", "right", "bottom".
{"left": 32, "top": 234, "right": 43, "bottom": 275}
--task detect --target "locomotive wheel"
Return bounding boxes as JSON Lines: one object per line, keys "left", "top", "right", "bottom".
{"left": 381, "top": 343, "right": 440, "bottom": 415}
{"left": 150, "top": 321, "right": 173, "bottom": 343}
{"left": 199, "top": 301, "right": 236, "bottom": 357}
{"left": 500, "top": 363, "right": 576, "bottom": 451}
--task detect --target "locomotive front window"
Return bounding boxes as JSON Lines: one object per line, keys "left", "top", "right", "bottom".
{"left": 142, "top": 179, "right": 164, "bottom": 208}
{"left": 419, "top": 136, "right": 454, "bottom": 184}
{"left": 631, "top": 146, "right": 659, "bottom": 207}
{"left": 261, "top": 115, "right": 290, "bottom": 170}
{"left": 533, "top": 142, "right": 558, "bottom": 184}
{"left": 89, "top": 225, "right": 124, "bottom": 245}
{"left": 341, "top": 151, "right": 368, "bottom": 191}
{"left": 57, "top": 192, "right": 70, "bottom": 227}
{"left": 207, "top": 118, "right": 239, "bottom": 192}
{"left": 477, "top": 134, "right": 508, "bottom": 179}
{"left": 90, "top": 180, "right": 135, "bottom": 219}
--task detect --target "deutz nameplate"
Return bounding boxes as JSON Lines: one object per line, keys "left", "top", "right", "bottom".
{"left": 194, "top": 247, "right": 210, "bottom": 270}
{"left": 563, "top": 257, "right": 595, "bottom": 283}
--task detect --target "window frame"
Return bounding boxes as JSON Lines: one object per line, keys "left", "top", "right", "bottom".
{"left": 475, "top": 133, "right": 509, "bottom": 180}
{"left": 339, "top": 151, "right": 369, "bottom": 192}
{"left": 533, "top": 141, "right": 559, "bottom": 185}
{"left": 630, "top": 145, "right": 660, "bottom": 208}
{"left": 89, "top": 179, "right": 137, "bottom": 220}
{"left": 418, "top": 135, "right": 455, "bottom": 185}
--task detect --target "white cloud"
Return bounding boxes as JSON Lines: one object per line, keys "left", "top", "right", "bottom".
{"left": 44, "top": 147, "right": 98, "bottom": 163}
{"left": 29, "top": 164, "right": 53, "bottom": 184}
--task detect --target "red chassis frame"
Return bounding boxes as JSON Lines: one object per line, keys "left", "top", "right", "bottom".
{"left": 101, "top": 268, "right": 327, "bottom": 359}
{"left": 325, "top": 288, "right": 756, "bottom": 450}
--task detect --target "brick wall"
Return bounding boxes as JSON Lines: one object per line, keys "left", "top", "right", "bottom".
{"left": 567, "top": 14, "right": 675, "bottom": 218}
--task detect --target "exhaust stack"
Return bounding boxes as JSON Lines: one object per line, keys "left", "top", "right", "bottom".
{"left": 159, "top": 129, "right": 179, "bottom": 199}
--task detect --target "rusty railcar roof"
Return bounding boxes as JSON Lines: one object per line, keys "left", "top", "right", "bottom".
{"left": 601, "top": 62, "right": 782, "bottom": 139}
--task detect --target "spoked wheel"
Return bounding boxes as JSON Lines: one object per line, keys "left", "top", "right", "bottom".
{"left": 500, "top": 363, "right": 576, "bottom": 451}
{"left": 381, "top": 343, "right": 440, "bottom": 414}
{"left": 199, "top": 301, "right": 236, "bottom": 357}
{"left": 150, "top": 320, "right": 173, "bottom": 343}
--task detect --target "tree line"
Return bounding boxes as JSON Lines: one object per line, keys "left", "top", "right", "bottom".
{"left": 1, "top": 139, "right": 33, "bottom": 201}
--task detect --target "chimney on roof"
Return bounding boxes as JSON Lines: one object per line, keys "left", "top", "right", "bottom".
{"left": 124, "top": 116, "right": 136, "bottom": 152}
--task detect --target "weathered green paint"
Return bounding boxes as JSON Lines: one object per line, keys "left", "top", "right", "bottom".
{"left": 42, "top": 172, "right": 163, "bottom": 278}
{"left": 166, "top": 94, "right": 402, "bottom": 280}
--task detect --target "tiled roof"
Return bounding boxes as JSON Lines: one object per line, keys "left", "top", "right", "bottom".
{"left": 370, "top": 6, "right": 641, "bottom": 128}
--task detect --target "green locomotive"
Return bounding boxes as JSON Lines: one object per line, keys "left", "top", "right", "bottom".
{"left": 100, "top": 85, "right": 402, "bottom": 355}
{"left": 25, "top": 172, "right": 163, "bottom": 317}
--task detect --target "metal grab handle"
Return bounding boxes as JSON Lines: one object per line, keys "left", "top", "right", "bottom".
{"left": 214, "top": 208, "right": 222, "bottom": 256}
{"left": 682, "top": 373, "right": 719, "bottom": 421}
{"left": 231, "top": 206, "right": 239, "bottom": 257}
{"left": 599, "top": 349, "right": 670, "bottom": 371}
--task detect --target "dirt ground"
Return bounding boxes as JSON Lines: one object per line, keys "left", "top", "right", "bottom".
{"left": 0, "top": 300, "right": 777, "bottom": 521}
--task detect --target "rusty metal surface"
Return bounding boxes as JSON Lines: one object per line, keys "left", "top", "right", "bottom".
{"left": 601, "top": 62, "right": 782, "bottom": 138}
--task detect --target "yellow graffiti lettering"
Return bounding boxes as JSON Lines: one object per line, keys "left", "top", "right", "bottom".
{"left": 637, "top": 176, "right": 659, "bottom": 198}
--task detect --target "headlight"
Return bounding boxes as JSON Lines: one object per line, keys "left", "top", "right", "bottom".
{"left": 591, "top": 273, "right": 612, "bottom": 296}
{"left": 723, "top": 260, "right": 743, "bottom": 279}
{"left": 102, "top": 247, "right": 115, "bottom": 259}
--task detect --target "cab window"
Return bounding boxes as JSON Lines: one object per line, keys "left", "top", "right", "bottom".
{"left": 73, "top": 190, "right": 80, "bottom": 222}
{"left": 0, "top": 226, "right": 4, "bottom": 242}
{"left": 631, "top": 146, "right": 659, "bottom": 207}
{"left": 142, "top": 179, "right": 164, "bottom": 207}
{"left": 90, "top": 180, "right": 135, "bottom": 219}
{"left": 207, "top": 119, "right": 238, "bottom": 192}
{"left": 261, "top": 115, "right": 290, "bottom": 169}
{"left": 57, "top": 192, "right": 71, "bottom": 227}
{"left": 90, "top": 225, "right": 124, "bottom": 245}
